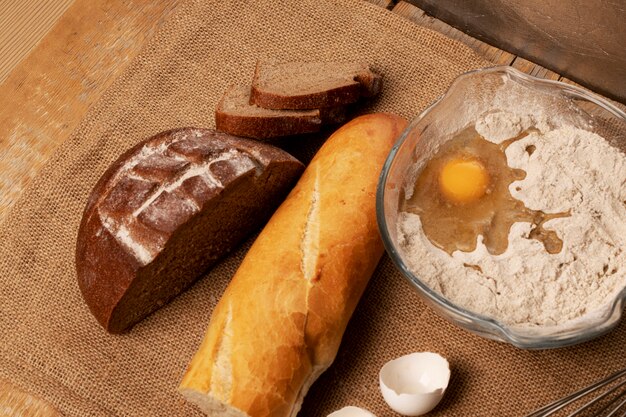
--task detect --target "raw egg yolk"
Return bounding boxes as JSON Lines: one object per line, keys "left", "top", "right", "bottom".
{"left": 439, "top": 158, "right": 489, "bottom": 204}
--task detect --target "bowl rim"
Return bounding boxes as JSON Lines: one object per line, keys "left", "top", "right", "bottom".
{"left": 376, "top": 65, "right": 626, "bottom": 349}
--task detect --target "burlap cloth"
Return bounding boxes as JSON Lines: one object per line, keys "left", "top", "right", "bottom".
{"left": 1, "top": 0, "right": 624, "bottom": 416}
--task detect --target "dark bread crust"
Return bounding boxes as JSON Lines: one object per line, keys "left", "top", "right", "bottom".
{"left": 215, "top": 109, "right": 322, "bottom": 140}
{"left": 249, "top": 61, "right": 383, "bottom": 110}
{"left": 76, "top": 128, "right": 304, "bottom": 333}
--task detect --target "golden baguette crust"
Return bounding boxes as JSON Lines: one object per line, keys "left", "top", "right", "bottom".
{"left": 179, "top": 113, "right": 407, "bottom": 417}
{"left": 0, "top": 378, "right": 61, "bottom": 416}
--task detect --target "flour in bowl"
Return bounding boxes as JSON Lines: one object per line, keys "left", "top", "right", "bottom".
{"left": 397, "top": 110, "right": 626, "bottom": 328}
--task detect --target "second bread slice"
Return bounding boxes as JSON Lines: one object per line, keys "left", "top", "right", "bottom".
{"left": 250, "top": 61, "right": 382, "bottom": 110}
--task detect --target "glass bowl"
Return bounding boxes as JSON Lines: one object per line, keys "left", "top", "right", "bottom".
{"left": 377, "top": 66, "right": 626, "bottom": 349}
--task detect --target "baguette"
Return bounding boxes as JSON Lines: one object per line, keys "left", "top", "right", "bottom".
{"left": 179, "top": 114, "right": 407, "bottom": 417}
{"left": 0, "top": 379, "right": 61, "bottom": 416}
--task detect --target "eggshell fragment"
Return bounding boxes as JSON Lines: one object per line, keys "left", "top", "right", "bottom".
{"left": 327, "top": 406, "right": 377, "bottom": 417}
{"left": 379, "top": 352, "right": 450, "bottom": 416}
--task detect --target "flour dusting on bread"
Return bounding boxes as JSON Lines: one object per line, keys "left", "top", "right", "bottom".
{"left": 301, "top": 165, "right": 321, "bottom": 282}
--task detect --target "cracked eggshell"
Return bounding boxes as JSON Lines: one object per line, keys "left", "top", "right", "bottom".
{"left": 379, "top": 352, "right": 450, "bottom": 416}
{"left": 327, "top": 406, "right": 377, "bottom": 417}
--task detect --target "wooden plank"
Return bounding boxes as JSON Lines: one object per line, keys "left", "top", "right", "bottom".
{"left": 0, "top": 0, "right": 183, "bottom": 219}
{"left": 392, "top": 1, "right": 515, "bottom": 66}
{"left": 403, "top": 0, "right": 626, "bottom": 104}
{"left": 559, "top": 76, "right": 626, "bottom": 114}
{"left": 0, "top": 1, "right": 184, "bottom": 411}
{"left": 511, "top": 56, "right": 560, "bottom": 81}
{"left": 0, "top": 0, "right": 74, "bottom": 83}
{"left": 392, "top": 1, "right": 566, "bottom": 83}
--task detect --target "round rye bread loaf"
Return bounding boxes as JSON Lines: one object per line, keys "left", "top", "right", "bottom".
{"left": 75, "top": 128, "right": 304, "bottom": 333}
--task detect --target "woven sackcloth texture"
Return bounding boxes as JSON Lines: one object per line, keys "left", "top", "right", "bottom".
{"left": 1, "top": 0, "right": 624, "bottom": 416}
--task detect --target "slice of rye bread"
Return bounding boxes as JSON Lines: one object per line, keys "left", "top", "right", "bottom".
{"left": 215, "top": 85, "right": 347, "bottom": 140}
{"left": 249, "top": 61, "right": 382, "bottom": 110}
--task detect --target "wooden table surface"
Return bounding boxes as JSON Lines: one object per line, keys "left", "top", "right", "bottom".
{"left": 0, "top": 0, "right": 618, "bottom": 415}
